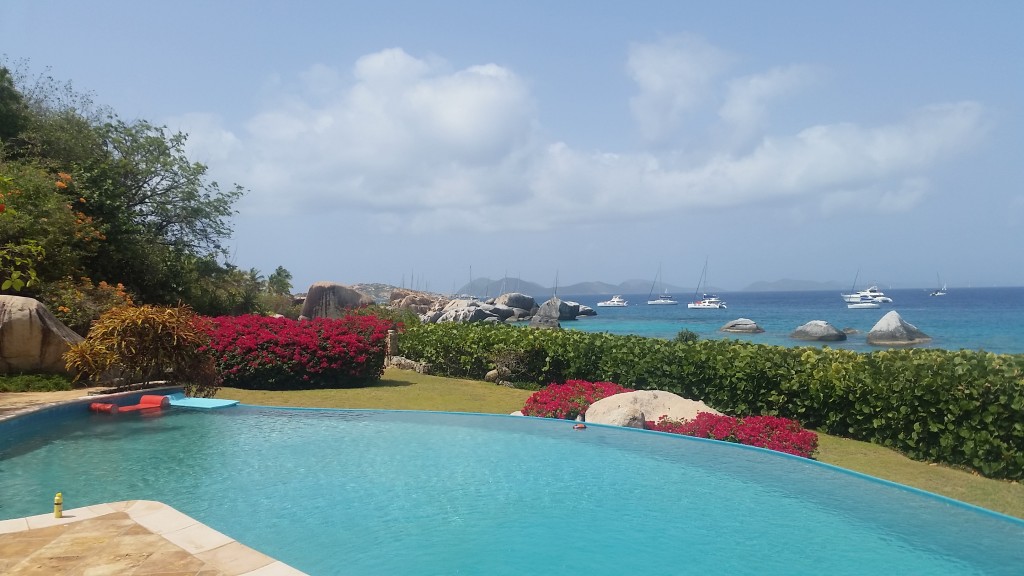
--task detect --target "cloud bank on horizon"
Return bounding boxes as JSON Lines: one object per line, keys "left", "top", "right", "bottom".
{"left": 176, "top": 35, "right": 988, "bottom": 236}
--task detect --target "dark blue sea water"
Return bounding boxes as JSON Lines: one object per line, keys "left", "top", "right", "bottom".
{"left": 560, "top": 287, "right": 1024, "bottom": 354}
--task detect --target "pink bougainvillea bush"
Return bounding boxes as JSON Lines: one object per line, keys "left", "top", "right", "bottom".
{"left": 202, "top": 314, "right": 396, "bottom": 390}
{"left": 646, "top": 412, "right": 819, "bottom": 458}
{"left": 522, "top": 380, "right": 634, "bottom": 420}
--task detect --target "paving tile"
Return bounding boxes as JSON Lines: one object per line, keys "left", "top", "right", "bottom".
{"left": 243, "top": 560, "right": 310, "bottom": 575}
{"left": 161, "top": 522, "right": 234, "bottom": 555}
{"left": 0, "top": 517, "right": 29, "bottom": 535}
{"left": 131, "top": 506, "right": 197, "bottom": 535}
{"left": 132, "top": 548, "right": 210, "bottom": 574}
{"left": 0, "top": 537, "right": 56, "bottom": 560}
{"left": 75, "top": 551, "right": 151, "bottom": 575}
{"left": 195, "top": 540, "right": 274, "bottom": 575}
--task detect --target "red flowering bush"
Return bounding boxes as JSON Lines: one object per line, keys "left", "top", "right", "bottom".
{"left": 203, "top": 314, "right": 396, "bottom": 389}
{"left": 522, "top": 380, "right": 633, "bottom": 420}
{"left": 646, "top": 413, "right": 818, "bottom": 458}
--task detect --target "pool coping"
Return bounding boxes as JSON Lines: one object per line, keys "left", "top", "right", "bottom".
{"left": 0, "top": 500, "right": 307, "bottom": 575}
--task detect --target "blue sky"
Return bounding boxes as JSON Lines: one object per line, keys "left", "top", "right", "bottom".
{"left": 4, "top": 1, "right": 1022, "bottom": 292}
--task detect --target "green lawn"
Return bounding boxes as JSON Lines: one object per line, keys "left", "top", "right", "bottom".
{"left": 218, "top": 367, "right": 1024, "bottom": 520}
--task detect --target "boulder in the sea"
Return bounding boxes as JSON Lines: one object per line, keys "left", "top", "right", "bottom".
{"left": 790, "top": 320, "right": 847, "bottom": 342}
{"left": 575, "top": 303, "right": 597, "bottom": 317}
{"left": 721, "top": 318, "right": 765, "bottom": 333}
{"left": 300, "top": 281, "right": 375, "bottom": 318}
{"left": 585, "top": 390, "right": 721, "bottom": 427}
{"left": 557, "top": 299, "right": 580, "bottom": 320}
{"left": 0, "top": 296, "right": 84, "bottom": 375}
{"left": 867, "top": 311, "right": 932, "bottom": 346}
{"left": 529, "top": 297, "right": 562, "bottom": 329}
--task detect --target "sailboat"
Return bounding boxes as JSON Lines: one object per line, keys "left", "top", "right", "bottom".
{"left": 930, "top": 274, "right": 947, "bottom": 297}
{"left": 687, "top": 258, "right": 727, "bottom": 309}
{"left": 646, "top": 265, "right": 678, "bottom": 305}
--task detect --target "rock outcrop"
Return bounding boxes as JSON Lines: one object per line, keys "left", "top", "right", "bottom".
{"left": 720, "top": 318, "right": 764, "bottom": 333}
{"left": 390, "top": 288, "right": 442, "bottom": 314}
{"left": 300, "top": 282, "right": 375, "bottom": 318}
{"left": 790, "top": 320, "right": 847, "bottom": 342}
{"left": 492, "top": 292, "right": 536, "bottom": 311}
{"left": 867, "top": 311, "right": 932, "bottom": 346}
{"left": 585, "top": 390, "right": 722, "bottom": 427}
{"left": 0, "top": 296, "right": 84, "bottom": 375}
{"left": 411, "top": 292, "right": 588, "bottom": 326}
{"left": 385, "top": 356, "right": 431, "bottom": 374}
{"left": 529, "top": 297, "right": 563, "bottom": 329}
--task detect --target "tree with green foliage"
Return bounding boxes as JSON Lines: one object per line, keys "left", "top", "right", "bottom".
{"left": 72, "top": 119, "right": 244, "bottom": 303}
{"left": 1, "top": 60, "right": 262, "bottom": 314}
{"left": 0, "top": 67, "right": 31, "bottom": 145}
{"left": 267, "top": 265, "right": 293, "bottom": 295}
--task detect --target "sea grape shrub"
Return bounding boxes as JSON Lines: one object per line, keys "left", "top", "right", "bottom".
{"left": 522, "top": 380, "right": 633, "bottom": 420}
{"left": 203, "top": 314, "right": 395, "bottom": 390}
{"left": 646, "top": 413, "right": 818, "bottom": 459}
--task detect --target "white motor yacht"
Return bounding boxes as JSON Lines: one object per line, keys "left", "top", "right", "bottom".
{"left": 687, "top": 294, "right": 727, "bottom": 309}
{"left": 841, "top": 286, "right": 892, "bottom": 304}
{"left": 597, "top": 295, "right": 629, "bottom": 307}
{"left": 847, "top": 295, "right": 881, "bottom": 309}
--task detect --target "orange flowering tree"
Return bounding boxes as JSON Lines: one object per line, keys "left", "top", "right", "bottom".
{"left": 0, "top": 165, "right": 103, "bottom": 295}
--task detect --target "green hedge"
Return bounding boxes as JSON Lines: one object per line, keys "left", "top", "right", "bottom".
{"left": 398, "top": 323, "right": 1024, "bottom": 480}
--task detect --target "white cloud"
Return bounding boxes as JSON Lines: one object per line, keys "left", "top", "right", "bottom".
{"left": 719, "top": 65, "right": 817, "bottom": 147}
{"left": 178, "top": 45, "right": 988, "bottom": 234}
{"left": 626, "top": 35, "right": 733, "bottom": 145}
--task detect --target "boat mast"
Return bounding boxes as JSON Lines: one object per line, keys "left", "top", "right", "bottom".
{"left": 693, "top": 257, "right": 708, "bottom": 301}
{"left": 649, "top": 264, "right": 661, "bottom": 299}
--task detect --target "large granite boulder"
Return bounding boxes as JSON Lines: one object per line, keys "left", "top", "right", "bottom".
{"left": 300, "top": 281, "right": 376, "bottom": 318}
{"left": 790, "top": 320, "right": 847, "bottom": 342}
{"left": 0, "top": 296, "right": 84, "bottom": 375}
{"left": 436, "top": 306, "right": 499, "bottom": 323}
{"left": 493, "top": 292, "right": 536, "bottom": 311}
{"left": 442, "top": 298, "right": 480, "bottom": 312}
{"left": 721, "top": 318, "right": 764, "bottom": 333}
{"left": 867, "top": 311, "right": 932, "bottom": 346}
{"left": 529, "top": 297, "right": 562, "bottom": 329}
{"left": 390, "top": 289, "right": 443, "bottom": 314}
{"left": 585, "top": 390, "right": 722, "bottom": 427}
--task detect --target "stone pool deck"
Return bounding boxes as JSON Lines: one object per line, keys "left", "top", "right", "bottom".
{"left": 0, "top": 391, "right": 307, "bottom": 575}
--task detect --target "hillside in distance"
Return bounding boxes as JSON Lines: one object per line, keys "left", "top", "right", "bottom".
{"left": 456, "top": 277, "right": 691, "bottom": 299}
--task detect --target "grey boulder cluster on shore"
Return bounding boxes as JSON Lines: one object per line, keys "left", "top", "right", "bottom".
{"left": 387, "top": 287, "right": 594, "bottom": 328}
{"left": 719, "top": 311, "right": 932, "bottom": 347}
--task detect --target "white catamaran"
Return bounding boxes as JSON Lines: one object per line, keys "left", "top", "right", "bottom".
{"left": 647, "top": 265, "right": 678, "bottom": 305}
{"left": 687, "top": 258, "right": 727, "bottom": 309}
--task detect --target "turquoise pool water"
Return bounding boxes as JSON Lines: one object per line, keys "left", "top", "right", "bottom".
{"left": 2, "top": 405, "right": 1023, "bottom": 575}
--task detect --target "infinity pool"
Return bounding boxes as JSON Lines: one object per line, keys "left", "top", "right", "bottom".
{"left": 2, "top": 405, "right": 1022, "bottom": 575}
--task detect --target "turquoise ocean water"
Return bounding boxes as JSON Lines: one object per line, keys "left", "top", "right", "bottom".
{"left": 561, "top": 287, "right": 1024, "bottom": 354}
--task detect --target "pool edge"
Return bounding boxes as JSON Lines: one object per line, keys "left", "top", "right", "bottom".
{"left": 0, "top": 500, "right": 307, "bottom": 575}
